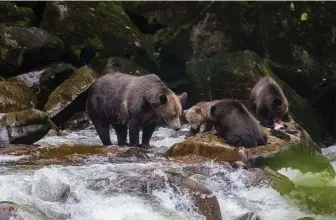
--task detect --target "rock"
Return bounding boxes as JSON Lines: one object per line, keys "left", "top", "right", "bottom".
{"left": 260, "top": 167, "right": 295, "bottom": 195}
{"left": 0, "top": 201, "right": 49, "bottom": 220}
{"left": 0, "top": 26, "right": 65, "bottom": 77}
{"left": 31, "top": 173, "right": 70, "bottom": 202}
{"left": 61, "top": 111, "right": 91, "bottom": 130}
{"left": 185, "top": 50, "right": 327, "bottom": 146}
{"left": 101, "top": 57, "right": 151, "bottom": 76}
{"left": 0, "top": 108, "right": 52, "bottom": 146}
{"left": 8, "top": 63, "right": 76, "bottom": 109}
{"left": 165, "top": 120, "right": 335, "bottom": 177}
{"left": 296, "top": 218, "right": 315, "bottom": 220}
{"left": 0, "top": 81, "right": 36, "bottom": 113}
{"left": 236, "top": 212, "right": 261, "bottom": 220}
{"left": 0, "top": 2, "right": 35, "bottom": 27}
{"left": 41, "top": 1, "right": 157, "bottom": 71}
{"left": 44, "top": 66, "right": 96, "bottom": 126}
{"left": 164, "top": 132, "right": 249, "bottom": 165}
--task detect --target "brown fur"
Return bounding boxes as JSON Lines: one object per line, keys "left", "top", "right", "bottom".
{"left": 249, "top": 77, "right": 289, "bottom": 128}
{"left": 183, "top": 100, "right": 220, "bottom": 136}
{"left": 86, "top": 72, "right": 187, "bottom": 147}
{"left": 210, "top": 99, "right": 268, "bottom": 148}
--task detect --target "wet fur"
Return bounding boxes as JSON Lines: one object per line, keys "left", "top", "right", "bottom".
{"left": 183, "top": 100, "right": 220, "bottom": 136}
{"left": 249, "top": 77, "right": 289, "bottom": 128}
{"left": 210, "top": 99, "right": 268, "bottom": 148}
{"left": 86, "top": 72, "right": 186, "bottom": 147}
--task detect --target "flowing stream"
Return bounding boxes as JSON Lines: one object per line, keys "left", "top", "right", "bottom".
{"left": 0, "top": 125, "right": 335, "bottom": 220}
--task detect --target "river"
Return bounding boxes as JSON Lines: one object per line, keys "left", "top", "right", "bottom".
{"left": 0, "top": 125, "right": 335, "bottom": 220}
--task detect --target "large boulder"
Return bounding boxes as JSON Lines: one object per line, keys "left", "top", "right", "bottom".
{"left": 0, "top": 2, "right": 36, "bottom": 27}
{"left": 41, "top": 1, "right": 158, "bottom": 71}
{"left": 164, "top": 120, "right": 335, "bottom": 177}
{"left": 0, "top": 81, "right": 36, "bottom": 113}
{"left": 0, "top": 26, "right": 65, "bottom": 77}
{"left": 101, "top": 57, "right": 151, "bottom": 76}
{"left": 8, "top": 63, "right": 76, "bottom": 109}
{"left": 0, "top": 108, "right": 52, "bottom": 146}
{"left": 44, "top": 66, "right": 96, "bottom": 126}
{"left": 185, "top": 50, "right": 328, "bottom": 146}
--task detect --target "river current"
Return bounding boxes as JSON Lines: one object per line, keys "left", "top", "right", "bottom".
{"left": 0, "top": 125, "right": 335, "bottom": 220}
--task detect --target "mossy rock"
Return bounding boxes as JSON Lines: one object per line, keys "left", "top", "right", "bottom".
{"left": 164, "top": 120, "right": 335, "bottom": 177}
{"left": 0, "top": 81, "right": 36, "bottom": 113}
{"left": 186, "top": 50, "right": 326, "bottom": 145}
{"left": 44, "top": 66, "right": 96, "bottom": 124}
{"left": 0, "top": 2, "right": 35, "bottom": 27}
{"left": 8, "top": 63, "right": 77, "bottom": 109}
{"left": 0, "top": 26, "right": 65, "bottom": 76}
{"left": 101, "top": 57, "right": 151, "bottom": 77}
{"left": 0, "top": 108, "right": 53, "bottom": 145}
{"left": 41, "top": 1, "right": 157, "bottom": 71}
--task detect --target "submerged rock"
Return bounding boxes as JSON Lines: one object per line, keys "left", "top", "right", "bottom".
{"left": 236, "top": 212, "right": 261, "bottom": 220}
{"left": 0, "top": 26, "right": 65, "bottom": 76}
{"left": 0, "top": 108, "right": 52, "bottom": 146}
{"left": 0, "top": 201, "right": 49, "bottom": 220}
{"left": 44, "top": 66, "right": 96, "bottom": 126}
{"left": 8, "top": 63, "right": 76, "bottom": 109}
{"left": 0, "top": 81, "right": 36, "bottom": 113}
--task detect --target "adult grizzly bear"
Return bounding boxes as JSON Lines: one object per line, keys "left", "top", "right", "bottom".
{"left": 183, "top": 100, "right": 220, "bottom": 137}
{"left": 86, "top": 72, "right": 187, "bottom": 147}
{"left": 210, "top": 99, "right": 267, "bottom": 148}
{"left": 249, "top": 77, "right": 289, "bottom": 128}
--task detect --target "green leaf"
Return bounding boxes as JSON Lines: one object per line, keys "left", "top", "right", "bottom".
{"left": 301, "top": 12, "right": 308, "bottom": 21}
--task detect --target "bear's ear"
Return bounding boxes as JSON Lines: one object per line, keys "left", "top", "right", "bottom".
{"left": 210, "top": 105, "right": 217, "bottom": 118}
{"left": 273, "top": 98, "right": 282, "bottom": 107}
{"left": 159, "top": 94, "right": 168, "bottom": 105}
{"left": 177, "top": 92, "right": 188, "bottom": 108}
{"left": 147, "top": 93, "right": 167, "bottom": 108}
{"left": 195, "top": 107, "right": 202, "bottom": 114}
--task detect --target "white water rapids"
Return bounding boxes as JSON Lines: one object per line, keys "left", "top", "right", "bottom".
{"left": 0, "top": 125, "right": 335, "bottom": 220}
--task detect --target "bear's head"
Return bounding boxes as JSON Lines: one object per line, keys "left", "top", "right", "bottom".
{"left": 147, "top": 91, "right": 187, "bottom": 131}
{"left": 270, "top": 97, "right": 288, "bottom": 119}
{"left": 183, "top": 106, "right": 203, "bottom": 130}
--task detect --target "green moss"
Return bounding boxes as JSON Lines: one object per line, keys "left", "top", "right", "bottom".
{"left": 0, "top": 2, "right": 35, "bottom": 27}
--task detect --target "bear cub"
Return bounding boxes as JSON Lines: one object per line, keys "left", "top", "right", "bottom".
{"left": 183, "top": 100, "right": 220, "bottom": 137}
{"left": 86, "top": 72, "right": 187, "bottom": 147}
{"left": 210, "top": 99, "right": 268, "bottom": 148}
{"left": 249, "top": 77, "right": 289, "bottom": 128}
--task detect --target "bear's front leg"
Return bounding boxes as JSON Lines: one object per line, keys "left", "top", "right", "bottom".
{"left": 129, "top": 118, "right": 141, "bottom": 147}
{"left": 142, "top": 122, "right": 157, "bottom": 148}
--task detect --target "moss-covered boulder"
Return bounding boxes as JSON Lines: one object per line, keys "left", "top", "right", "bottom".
{"left": 164, "top": 120, "right": 335, "bottom": 177}
{"left": 0, "top": 108, "right": 52, "bottom": 146}
{"left": 101, "top": 57, "right": 151, "bottom": 76}
{"left": 0, "top": 81, "right": 36, "bottom": 113}
{"left": 0, "top": 2, "right": 36, "bottom": 27}
{"left": 44, "top": 66, "right": 96, "bottom": 126}
{"left": 186, "top": 50, "right": 327, "bottom": 146}
{"left": 8, "top": 63, "right": 76, "bottom": 109}
{"left": 41, "top": 1, "right": 157, "bottom": 71}
{"left": 0, "top": 26, "right": 65, "bottom": 77}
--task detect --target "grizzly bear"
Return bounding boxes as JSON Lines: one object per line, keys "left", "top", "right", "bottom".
{"left": 210, "top": 99, "right": 268, "bottom": 148}
{"left": 86, "top": 72, "right": 187, "bottom": 147}
{"left": 183, "top": 100, "right": 220, "bottom": 137}
{"left": 249, "top": 77, "right": 289, "bottom": 128}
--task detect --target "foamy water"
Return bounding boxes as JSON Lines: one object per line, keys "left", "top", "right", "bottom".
{"left": 0, "top": 125, "right": 334, "bottom": 220}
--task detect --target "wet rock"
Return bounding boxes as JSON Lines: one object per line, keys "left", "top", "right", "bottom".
{"left": 296, "top": 217, "right": 315, "bottom": 220}
{"left": 44, "top": 66, "right": 96, "bottom": 126}
{"left": 30, "top": 173, "right": 71, "bottom": 202}
{"left": 236, "top": 212, "right": 261, "bottom": 220}
{"left": 0, "top": 81, "right": 36, "bottom": 113}
{"left": 0, "top": 201, "right": 49, "bottom": 220}
{"left": 0, "top": 26, "right": 65, "bottom": 77}
{"left": 61, "top": 111, "right": 91, "bottom": 130}
{"left": 0, "top": 2, "right": 35, "bottom": 27}
{"left": 164, "top": 132, "right": 249, "bottom": 165}
{"left": 0, "top": 108, "right": 52, "bottom": 146}
{"left": 260, "top": 167, "right": 295, "bottom": 195}
{"left": 165, "top": 121, "right": 335, "bottom": 177}
{"left": 186, "top": 51, "right": 327, "bottom": 146}
{"left": 8, "top": 63, "right": 76, "bottom": 109}
{"left": 101, "top": 57, "right": 151, "bottom": 77}
{"left": 41, "top": 1, "right": 157, "bottom": 71}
